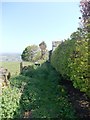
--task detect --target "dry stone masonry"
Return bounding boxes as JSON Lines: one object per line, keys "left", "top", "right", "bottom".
{"left": 0, "top": 67, "right": 10, "bottom": 88}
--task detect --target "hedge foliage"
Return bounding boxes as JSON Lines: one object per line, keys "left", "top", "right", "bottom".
{"left": 51, "top": 35, "right": 90, "bottom": 97}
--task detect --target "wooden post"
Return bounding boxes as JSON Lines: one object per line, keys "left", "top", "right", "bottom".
{"left": 20, "top": 62, "right": 23, "bottom": 73}
{"left": 0, "top": 79, "right": 2, "bottom": 95}
{"left": 49, "top": 50, "right": 52, "bottom": 62}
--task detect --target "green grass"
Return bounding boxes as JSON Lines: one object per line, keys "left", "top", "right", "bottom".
{"left": 0, "top": 62, "right": 20, "bottom": 76}
{"left": 0, "top": 62, "right": 33, "bottom": 76}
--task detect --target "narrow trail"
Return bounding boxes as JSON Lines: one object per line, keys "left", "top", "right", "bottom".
{"left": 60, "top": 79, "right": 90, "bottom": 119}
{"left": 18, "top": 63, "right": 76, "bottom": 119}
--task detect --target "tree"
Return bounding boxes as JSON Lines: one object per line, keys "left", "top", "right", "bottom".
{"left": 39, "top": 41, "right": 47, "bottom": 59}
{"left": 70, "top": 28, "right": 85, "bottom": 40}
{"left": 21, "top": 45, "right": 41, "bottom": 62}
{"left": 80, "top": 0, "right": 90, "bottom": 32}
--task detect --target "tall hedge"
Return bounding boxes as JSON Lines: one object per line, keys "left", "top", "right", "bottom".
{"left": 51, "top": 39, "right": 76, "bottom": 78}
{"left": 51, "top": 37, "right": 90, "bottom": 97}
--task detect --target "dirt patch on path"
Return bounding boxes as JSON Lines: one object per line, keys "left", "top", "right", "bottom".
{"left": 60, "top": 79, "right": 90, "bottom": 119}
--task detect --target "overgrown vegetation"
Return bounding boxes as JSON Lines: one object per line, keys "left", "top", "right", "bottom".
{"left": 1, "top": 0, "right": 89, "bottom": 119}
{"left": 1, "top": 62, "right": 76, "bottom": 119}
{"left": 1, "top": 86, "right": 21, "bottom": 118}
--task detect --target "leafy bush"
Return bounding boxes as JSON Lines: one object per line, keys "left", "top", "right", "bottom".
{"left": 51, "top": 36, "right": 89, "bottom": 97}
{"left": 10, "top": 75, "right": 30, "bottom": 89}
{"left": 0, "top": 75, "right": 30, "bottom": 119}
{"left": 0, "top": 62, "right": 76, "bottom": 119}
{"left": 69, "top": 38, "right": 90, "bottom": 96}
{"left": 0, "top": 86, "right": 21, "bottom": 118}
{"left": 51, "top": 39, "right": 76, "bottom": 78}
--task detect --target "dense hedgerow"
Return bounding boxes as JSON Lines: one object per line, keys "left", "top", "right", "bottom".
{"left": 51, "top": 37, "right": 90, "bottom": 97}
{"left": 51, "top": 39, "right": 76, "bottom": 78}
{"left": 69, "top": 38, "right": 89, "bottom": 96}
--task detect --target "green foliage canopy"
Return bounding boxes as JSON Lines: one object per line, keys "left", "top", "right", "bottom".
{"left": 21, "top": 45, "right": 41, "bottom": 62}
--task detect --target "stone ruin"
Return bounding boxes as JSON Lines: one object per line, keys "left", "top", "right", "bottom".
{"left": 0, "top": 67, "right": 11, "bottom": 87}
{"left": 52, "top": 41, "right": 61, "bottom": 52}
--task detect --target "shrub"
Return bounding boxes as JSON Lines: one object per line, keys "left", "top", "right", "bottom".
{"left": 51, "top": 39, "right": 76, "bottom": 78}
{"left": 51, "top": 37, "right": 89, "bottom": 97}
{"left": 69, "top": 38, "right": 89, "bottom": 96}
{"left": 0, "top": 86, "right": 21, "bottom": 118}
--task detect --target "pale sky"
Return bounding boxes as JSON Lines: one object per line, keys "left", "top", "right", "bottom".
{"left": 0, "top": 1, "right": 81, "bottom": 53}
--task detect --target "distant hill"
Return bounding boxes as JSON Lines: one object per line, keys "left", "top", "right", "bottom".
{"left": 0, "top": 53, "right": 22, "bottom": 62}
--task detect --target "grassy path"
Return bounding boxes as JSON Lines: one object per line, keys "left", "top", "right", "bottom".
{"left": 10, "top": 62, "right": 76, "bottom": 119}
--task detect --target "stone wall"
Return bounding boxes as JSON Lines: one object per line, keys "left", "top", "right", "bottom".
{"left": 0, "top": 67, "right": 10, "bottom": 87}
